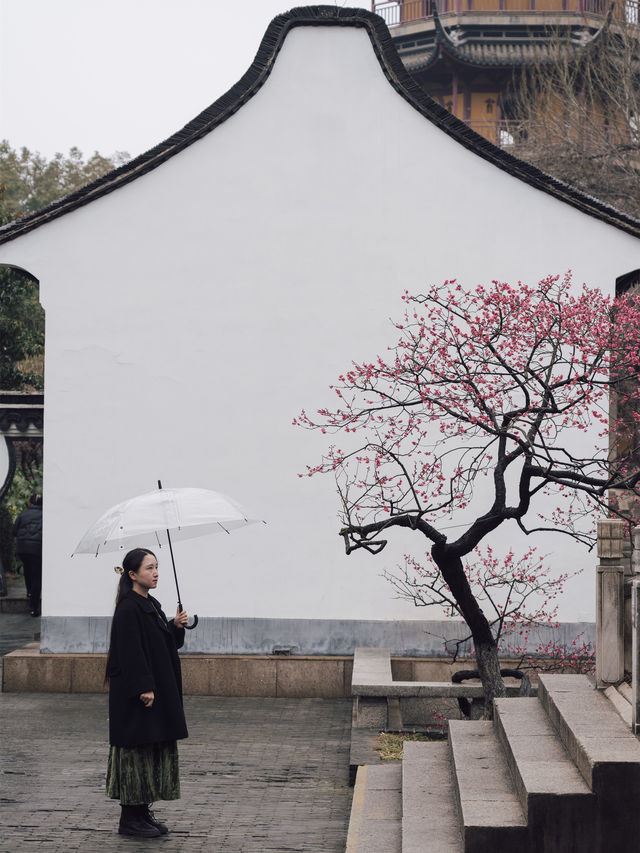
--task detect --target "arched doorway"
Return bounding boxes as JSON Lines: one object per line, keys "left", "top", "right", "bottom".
{"left": 0, "top": 264, "right": 44, "bottom": 597}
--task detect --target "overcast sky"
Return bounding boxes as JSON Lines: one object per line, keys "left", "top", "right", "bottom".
{"left": 0, "top": 0, "right": 353, "bottom": 161}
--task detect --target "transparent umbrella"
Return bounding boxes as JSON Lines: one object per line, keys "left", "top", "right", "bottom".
{"left": 73, "top": 481, "right": 263, "bottom": 628}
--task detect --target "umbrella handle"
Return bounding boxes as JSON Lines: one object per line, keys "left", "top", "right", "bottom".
{"left": 177, "top": 599, "right": 198, "bottom": 630}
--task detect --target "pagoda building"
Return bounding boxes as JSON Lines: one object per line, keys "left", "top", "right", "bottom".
{"left": 373, "top": 0, "right": 624, "bottom": 145}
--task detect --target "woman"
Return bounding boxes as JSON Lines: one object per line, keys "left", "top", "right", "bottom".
{"left": 105, "top": 547, "right": 189, "bottom": 838}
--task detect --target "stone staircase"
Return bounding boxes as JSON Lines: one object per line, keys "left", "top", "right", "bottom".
{"left": 346, "top": 673, "right": 640, "bottom": 853}
{"left": 0, "top": 571, "right": 29, "bottom": 613}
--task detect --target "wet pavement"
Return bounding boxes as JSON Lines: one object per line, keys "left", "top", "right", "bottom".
{"left": 0, "top": 690, "right": 352, "bottom": 853}
{"left": 0, "top": 610, "right": 39, "bottom": 660}
{"left": 0, "top": 573, "right": 39, "bottom": 666}
{"left": 0, "top": 572, "right": 353, "bottom": 851}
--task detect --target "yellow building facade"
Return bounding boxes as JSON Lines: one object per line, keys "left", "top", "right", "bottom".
{"left": 375, "top": 0, "right": 632, "bottom": 147}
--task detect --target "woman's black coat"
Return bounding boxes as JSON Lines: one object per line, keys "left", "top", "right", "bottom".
{"left": 107, "top": 590, "right": 188, "bottom": 747}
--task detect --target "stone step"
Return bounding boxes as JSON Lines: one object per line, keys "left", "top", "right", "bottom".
{"left": 537, "top": 674, "right": 640, "bottom": 789}
{"left": 494, "top": 697, "right": 595, "bottom": 853}
{"left": 345, "top": 763, "right": 402, "bottom": 853}
{"left": 604, "top": 684, "right": 632, "bottom": 727}
{"left": 618, "top": 681, "right": 632, "bottom": 704}
{"left": 538, "top": 673, "right": 640, "bottom": 849}
{"left": 402, "top": 741, "right": 463, "bottom": 853}
{"left": 0, "top": 596, "right": 30, "bottom": 613}
{"left": 449, "top": 720, "right": 529, "bottom": 853}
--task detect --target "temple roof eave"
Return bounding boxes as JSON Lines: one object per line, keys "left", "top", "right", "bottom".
{"left": 424, "top": 2, "right": 616, "bottom": 67}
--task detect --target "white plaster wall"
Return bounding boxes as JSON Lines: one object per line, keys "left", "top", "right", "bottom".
{"left": 1, "top": 26, "right": 639, "bottom": 623}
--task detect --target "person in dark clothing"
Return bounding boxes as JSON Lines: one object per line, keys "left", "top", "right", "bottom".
{"left": 13, "top": 493, "right": 43, "bottom": 616}
{"left": 105, "top": 547, "right": 189, "bottom": 838}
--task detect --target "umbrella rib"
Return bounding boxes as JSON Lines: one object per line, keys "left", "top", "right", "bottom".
{"left": 217, "top": 522, "right": 231, "bottom": 534}
{"left": 99, "top": 513, "right": 129, "bottom": 549}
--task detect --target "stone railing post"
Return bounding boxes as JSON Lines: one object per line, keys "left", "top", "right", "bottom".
{"left": 632, "top": 579, "right": 640, "bottom": 733}
{"left": 596, "top": 519, "right": 625, "bottom": 688}
{"left": 624, "top": 527, "right": 640, "bottom": 672}
{"left": 631, "top": 527, "right": 640, "bottom": 575}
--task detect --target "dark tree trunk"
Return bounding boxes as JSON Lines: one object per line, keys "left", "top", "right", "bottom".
{"left": 432, "top": 544, "right": 506, "bottom": 718}
{"left": 475, "top": 640, "right": 506, "bottom": 718}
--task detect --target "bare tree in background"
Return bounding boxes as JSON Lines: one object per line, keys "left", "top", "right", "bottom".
{"left": 506, "top": 13, "right": 640, "bottom": 218}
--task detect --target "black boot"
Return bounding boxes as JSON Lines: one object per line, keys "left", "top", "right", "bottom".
{"left": 142, "top": 804, "right": 169, "bottom": 835}
{"left": 118, "top": 804, "right": 161, "bottom": 837}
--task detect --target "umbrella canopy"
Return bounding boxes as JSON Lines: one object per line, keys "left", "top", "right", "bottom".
{"left": 73, "top": 487, "right": 261, "bottom": 556}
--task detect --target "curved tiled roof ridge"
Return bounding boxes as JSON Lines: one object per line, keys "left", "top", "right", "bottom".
{"left": 0, "top": 4, "right": 639, "bottom": 244}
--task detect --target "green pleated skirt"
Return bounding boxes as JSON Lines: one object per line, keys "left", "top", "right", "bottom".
{"left": 106, "top": 740, "right": 180, "bottom": 805}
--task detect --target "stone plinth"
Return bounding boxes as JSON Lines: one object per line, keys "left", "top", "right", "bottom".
{"left": 2, "top": 648, "right": 356, "bottom": 697}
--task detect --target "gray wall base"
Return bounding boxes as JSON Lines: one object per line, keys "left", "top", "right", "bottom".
{"left": 40, "top": 616, "right": 595, "bottom": 656}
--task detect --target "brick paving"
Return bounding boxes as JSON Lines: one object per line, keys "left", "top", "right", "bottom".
{"left": 0, "top": 693, "right": 352, "bottom": 852}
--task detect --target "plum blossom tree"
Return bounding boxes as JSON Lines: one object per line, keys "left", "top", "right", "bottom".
{"left": 295, "top": 273, "right": 640, "bottom": 714}
{"left": 385, "top": 546, "right": 595, "bottom": 692}
{"left": 384, "top": 546, "right": 573, "bottom": 655}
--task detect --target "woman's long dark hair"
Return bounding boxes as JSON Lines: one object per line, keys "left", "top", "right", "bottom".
{"left": 114, "top": 548, "right": 156, "bottom": 606}
{"left": 104, "top": 547, "right": 157, "bottom": 684}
